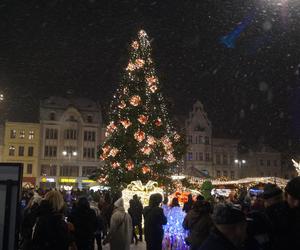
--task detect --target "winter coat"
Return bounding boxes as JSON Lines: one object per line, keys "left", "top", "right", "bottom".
{"left": 31, "top": 201, "right": 73, "bottom": 250}
{"left": 288, "top": 207, "right": 300, "bottom": 250}
{"left": 143, "top": 206, "right": 167, "bottom": 249}
{"left": 198, "top": 229, "right": 241, "bottom": 250}
{"left": 265, "top": 202, "right": 290, "bottom": 250}
{"left": 107, "top": 207, "right": 132, "bottom": 250}
{"left": 183, "top": 210, "right": 213, "bottom": 248}
{"left": 183, "top": 200, "right": 194, "bottom": 213}
{"left": 68, "top": 205, "right": 97, "bottom": 250}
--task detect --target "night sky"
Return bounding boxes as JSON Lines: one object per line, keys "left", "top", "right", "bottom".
{"left": 1, "top": 0, "right": 300, "bottom": 152}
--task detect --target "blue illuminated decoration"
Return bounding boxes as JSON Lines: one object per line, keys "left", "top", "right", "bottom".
{"left": 163, "top": 206, "right": 189, "bottom": 250}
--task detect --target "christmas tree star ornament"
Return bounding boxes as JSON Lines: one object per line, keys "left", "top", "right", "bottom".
{"left": 126, "top": 62, "right": 136, "bottom": 71}
{"left": 146, "top": 76, "right": 157, "bottom": 86}
{"left": 118, "top": 100, "right": 126, "bottom": 109}
{"left": 112, "top": 162, "right": 120, "bottom": 169}
{"left": 109, "top": 147, "right": 119, "bottom": 157}
{"left": 138, "top": 114, "right": 148, "bottom": 124}
{"left": 126, "top": 160, "right": 134, "bottom": 171}
{"left": 147, "top": 136, "right": 156, "bottom": 145}
{"left": 155, "top": 118, "right": 162, "bottom": 126}
{"left": 142, "top": 165, "right": 151, "bottom": 174}
{"left": 141, "top": 146, "right": 152, "bottom": 155}
{"left": 134, "top": 130, "right": 146, "bottom": 142}
{"left": 149, "top": 85, "right": 158, "bottom": 93}
{"left": 120, "top": 119, "right": 132, "bottom": 129}
{"left": 135, "top": 58, "right": 145, "bottom": 69}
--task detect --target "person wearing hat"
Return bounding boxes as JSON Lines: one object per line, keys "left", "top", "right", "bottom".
{"left": 199, "top": 203, "right": 247, "bottom": 250}
{"left": 262, "top": 183, "right": 290, "bottom": 250}
{"left": 103, "top": 198, "right": 132, "bottom": 250}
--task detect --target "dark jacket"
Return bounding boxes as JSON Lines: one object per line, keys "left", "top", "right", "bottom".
{"left": 198, "top": 229, "right": 241, "bottom": 250}
{"left": 143, "top": 206, "right": 167, "bottom": 249}
{"left": 287, "top": 207, "right": 300, "bottom": 250}
{"left": 68, "top": 205, "right": 97, "bottom": 250}
{"left": 183, "top": 200, "right": 194, "bottom": 213}
{"left": 183, "top": 210, "right": 213, "bottom": 248}
{"left": 265, "top": 202, "right": 290, "bottom": 250}
{"left": 32, "top": 201, "right": 72, "bottom": 250}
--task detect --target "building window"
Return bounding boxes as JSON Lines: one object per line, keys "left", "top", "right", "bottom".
{"left": 205, "top": 153, "right": 210, "bottom": 161}
{"left": 187, "top": 152, "right": 193, "bottom": 161}
{"left": 204, "top": 136, "right": 209, "bottom": 145}
{"left": 18, "top": 146, "right": 24, "bottom": 156}
{"left": 274, "top": 160, "right": 277, "bottom": 167}
{"left": 82, "top": 166, "right": 97, "bottom": 177}
{"left": 217, "top": 170, "right": 221, "bottom": 178}
{"left": 60, "top": 166, "right": 79, "bottom": 177}
{"left": 267, "top": 160, "right": 271, "bottom": 166}
{"left": 45, "top": 128, "right": 58, "bottom": 139}
{"left": 10, "top": 129, "right": 16, "bottom": 139}
{"left": 87, "top": 115, "right": 93, "bottom": 123}
{"left": 64, "top": 129, "right": 77, "bottom": 140}
{"left": 199, "top": 152, "right": 204, "bottom": 161}
{"left": 29, "top": 131, "right": 34, "bottom": 140}
{"left": 230, "top": 155, "right": 234, "bottom": 164}
{"left": 19, "top": 130, "right": 25, "bottom": 139}
{"left": 9, "top": 146, "right": 15, "bottom": 156}
{"left": 187, "top": 135, "right": 192, "bottom": 144}
{"left": 198, "top": 136, "right": 203, "bottom": 144}
{"left": 83, "top": 148, "right": 95, "bottom": 158}
{"left": 195, "top": 136, "right": 198, "bottom": 144}
{"left": 260, "top": 159, "right": 264, "bottom": 166}
{"left": 44, "top": 146, "right": 57, "bottom": 157}
{"left": 41, "top": 165, "right": 57, "bottom": 176}
{"left": 230, "top": 171, "right": 235, "bottom": 179}
{"left": 27, "top": 164, "right": 33, "bottom": 174}
{"left": 223, "top": 170, "right": 228, "bottom": 177}
{"left": 84, "top": 131, "right": 96, "bottom": 141}
{"left": 49, "top": 112, "right": 56, "bottom": 120}
{"left": 223, "top": 154, "right": 228, "bottom": 165}
{"left": 28, "top": 146, "right": 34, "bottom": 157}
{"left": 216, "top": 154, "right": 221, "bottom": 164}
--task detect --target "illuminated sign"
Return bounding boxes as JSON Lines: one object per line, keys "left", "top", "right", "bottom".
{"left": 60, "top": 178, "right": 76, "bottom": 183}
{"left": 82, "top": 179, "right": 95, "bottom": 183}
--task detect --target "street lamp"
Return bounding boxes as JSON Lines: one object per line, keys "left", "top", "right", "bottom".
{"left": 235, "top": 159, "right": 246, "bottom": 178}
{"left": 62, "top": 150, "right": 77, "bottom": 160}
{"left": 0, "top": 93, "right": 3, "bottom": 101}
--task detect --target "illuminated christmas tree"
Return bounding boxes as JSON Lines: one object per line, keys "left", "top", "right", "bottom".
{"left": 95, "top": 30, "right": 185, "bottom": 190}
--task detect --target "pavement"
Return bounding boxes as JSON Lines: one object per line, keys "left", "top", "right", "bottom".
{"left": 102, "top": 242, "right": 146, "bottom": 250}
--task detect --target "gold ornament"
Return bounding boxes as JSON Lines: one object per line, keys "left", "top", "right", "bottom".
{"left": 139, "top": 29, "right": 147, "bottom": 38}
{"left": 142, "top": 165, "right": 151, "bottom": 174}
{"left": 146, "top": 76, "right": 157, "bottom": 86}
{"left": 164, "top": 153, "right": 176, "bottom": 163}
{"left": 112, "top": 162, "right": 120, "bottom": 169}
{"left": 118, "top": 100, "right": 126, "bottom": 109}
{"left": 134, "top": 130, "right": 146, "bottom": 142}
{"left": 138, "top": 115, "right": 148, "bottom": 125}
{"left": 174, "top": 133, "right": 181, "bottom": 142}
{"left": 147, "top": 136, "right": 156, "bottom": 145}
{"left": 155, "top": 118, "right": 162, "bottom": 126}
{"left": 126, "top": 62, "right": 136, "bottom": 71}
{"left": 120, "top": 119, "right": 132, "bottom": 129}
{"left": 131, "top": 41, "right": 139, "bottom": 50}
{"left": 130, "top": 95, "right": 141, "bottom": 106}
{"left": 126, "top": 160, "right": 134, "bottom": 171}
{"left": 109, "top": 147, "right": 119, "bottom": 157}
{"left": 135, "top": 59, "right": 145, "bottom": 69}
{"left": 102, "top": 145, "right": 111, "bottom": 155}
{"left": 150, "top": 85, "right": 158, "bottom": 93}
{"left": 141, "top": 146, "right": 152, "bottom": 155}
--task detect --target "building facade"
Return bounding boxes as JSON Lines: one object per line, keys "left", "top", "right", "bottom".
{"left": 240, "top": 145, "right": 283, "bottom": 178}
{"left": 2, "top": 122, "right": 40, "bottom": 187}
{"left": 39, "top": 97, "right": 103, "bottom": 189}
{"left": 184, "top": 101, "right": 239, "bottom": 179}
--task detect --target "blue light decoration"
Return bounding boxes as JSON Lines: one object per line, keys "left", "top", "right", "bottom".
{"left": 220, "top": 11, "right": 255, "bottom": 49}
{"left": 163, "top": 206, "right": 189, "bottom": 250}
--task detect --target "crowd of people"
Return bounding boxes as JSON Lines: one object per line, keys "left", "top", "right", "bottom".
{"left": 18, "top": 176, "right": 300, "bottom": 250}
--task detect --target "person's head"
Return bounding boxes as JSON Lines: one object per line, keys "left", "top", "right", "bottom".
{"left": 114, "top": 197, "right": 124, "bottom": 209}
{"left": 212, "top": 203, "right": 247, "bottom": 247}
{"left": 197, "top": 194, "right": 205, "bottom": 202}
{"left": 263, "top": 183, "right": 283, "bottom": 208}
{"left": 149, "top": 193, "right": 163, "bottom": 207}
{"left": 44, "top": 190, "right": 65, "bottom": 213}
{"left": 171, "top": 197, "right": 180, "bottom": 207}
{"left": 77, "top": 197, "right": 90, "bottom": 210}
{"left": 285, "top": 177, "right": 300, "bottom": 209}
{"left": 133, "top": 194, "right": 138, "bottom": 200}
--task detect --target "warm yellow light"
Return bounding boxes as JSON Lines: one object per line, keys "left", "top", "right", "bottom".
{"left": 82, "top": 179, "right": 95, "bottom": 183}
{"left": 60, "top": 178, "right": 76, "bottom": 183}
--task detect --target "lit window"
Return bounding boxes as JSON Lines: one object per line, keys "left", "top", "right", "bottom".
{"left": 187, "top": 152, "right": 193, "bottom": 161}
{"left": 10, "top": 129, "right": 16, "bottom": 139}
{"left": 20, "top": 130, "right": 25, "bottom": 139}
{"left": 29, "top": 131, "right": 34, "bottom": 140}
{"left": 9, "top": 146, "right": 15, "bottom": 156}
